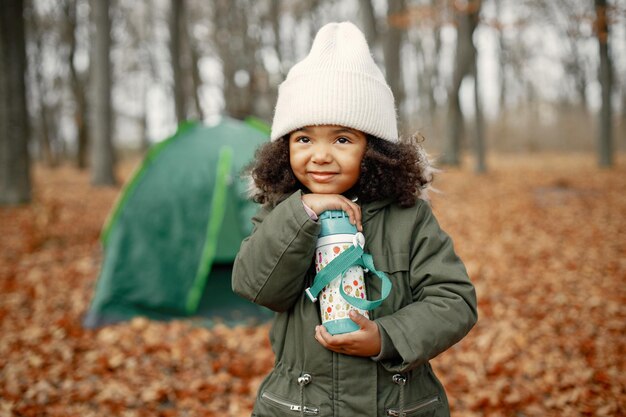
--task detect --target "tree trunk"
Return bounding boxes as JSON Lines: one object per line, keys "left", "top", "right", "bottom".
{"left": 384, "top": 0, "right": 406, "bottom": 127}
{"left": 214, "top": 0, "right": 256, "bottom": 120}
{"left": 90, "top": 0, "right": 116, "bottom": 185}
{"left": 358, "top": 0, "right": 378, "bottom": 47}
{"left": 594, "top": 0, "right": 613, "bottom": 167}
{"left": 170, "top": 0, "right": 185, "bottom": 123}
{"left": 473, "top": 58, "right": 486, "bottom": 173}
{"left": 140, "top": 91, "right": 150, "bottom": 153}
{"left": 214, "top": 0, "right": 238, "bottom": 119}
{"left": 28, "top": 11, "right": 58, "bottom": 167}
{"left": 64, "top": 0, "right": 89, "bottom": 169}
{"left": 75, "top": 93, "right": 89, "bottom": 169}
{"left": 182, "top": 1, "right": 204, "bottom": 122}
{"left": 494, "top": 0, "right": 506, "bottom": 112}
{"left": 444, "top": 0, "right": 480, "bottom": 166}
{"left": 429, "top": 0, "right": 442, "bottom": 118}
{"left": 623, "top": 17, "right": 626, "bottom": 129}
{"left": 0, "top": 0, "right": 31, "bottom": 205}
{"left": 571, "top": 45, "right": 588, "bottom": 108}
{"left": 186, "top": 25, "right": 204, "bottom": 121}
{"left": 36, "top": 86, "right": 55, "bottom": 167}
{"left": 265, "top": 0, "right": 282, "bottom": 112}
{"left": 446, "top": 85, "right": 463, "bottom": 166}
{"left": 270, "top": 0, "right": 284, "bottom": 76}
{"left": 138, "top": 0, "right": 159, "bottom": 153}
{"left": 414, "top": 1, "right": 439, "bottom": 120}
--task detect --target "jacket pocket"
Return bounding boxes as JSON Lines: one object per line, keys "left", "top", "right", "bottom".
{"left": 260, "top": 391, "right": 319, "bottom": 415}
{"left": 386, "top": 394, "right": 441, "bottom": 416}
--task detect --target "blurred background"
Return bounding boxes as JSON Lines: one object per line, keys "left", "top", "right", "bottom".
{"left": 1, "top": 0, "right": 625, "bottom": 416}
{"left": 1, "top": 0, "right": 625, "bottom": 193}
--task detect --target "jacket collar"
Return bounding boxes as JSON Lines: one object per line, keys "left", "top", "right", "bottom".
{"left": 362, "top": 198, "right": 393, "bottom": 224}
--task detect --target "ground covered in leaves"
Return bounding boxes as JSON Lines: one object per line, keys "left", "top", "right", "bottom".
{"left": 0, "top": 153, "right": 624, "bottom": 417}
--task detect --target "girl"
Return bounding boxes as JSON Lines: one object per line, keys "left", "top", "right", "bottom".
{"left": 233, "top": 22, "right": 477, "bottom": 417}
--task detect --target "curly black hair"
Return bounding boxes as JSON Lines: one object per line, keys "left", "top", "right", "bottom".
{"left": 248, "top": 134, "right": 433, "bottom": 208}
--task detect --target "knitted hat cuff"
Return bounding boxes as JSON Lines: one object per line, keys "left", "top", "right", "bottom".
{"left": 271, "top": 71, "right": 397, "bottom": 142}
{"left": 270, "top": 22, "right": 398, "bottom": 142}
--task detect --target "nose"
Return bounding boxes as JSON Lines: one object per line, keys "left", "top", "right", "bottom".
{"left": 311, "top": 143, "right": 332, "bottom": 164}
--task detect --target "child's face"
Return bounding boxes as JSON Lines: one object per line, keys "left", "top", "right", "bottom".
{"left": 288, "top": 125, "right": 367, "bottom": 195}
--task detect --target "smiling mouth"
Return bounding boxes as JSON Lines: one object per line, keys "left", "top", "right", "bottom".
{"left": 308, "top": 172, "right": 337, "bottom": 182}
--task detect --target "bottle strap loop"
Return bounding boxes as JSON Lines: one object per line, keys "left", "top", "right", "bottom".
{"left": 339, "top": 254, "right": 391, "bottom": 311}
{"left": 305, "top": 244, "right": 364, "bottom": 302}
{"left": 305, "top": 244, "right": 391, "bottom": 310}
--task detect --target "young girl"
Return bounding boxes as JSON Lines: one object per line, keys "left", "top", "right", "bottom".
{"left": 233, "top": 22, "right": 477, "bottom": 417}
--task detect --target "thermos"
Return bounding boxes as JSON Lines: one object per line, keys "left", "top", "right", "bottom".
{"left": 307, "top": 210, "right": 369, "bottom": 335}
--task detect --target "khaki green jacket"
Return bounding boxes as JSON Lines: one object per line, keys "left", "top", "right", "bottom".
{"left": 233, "top": 192, "right": 477, "bottom": 417}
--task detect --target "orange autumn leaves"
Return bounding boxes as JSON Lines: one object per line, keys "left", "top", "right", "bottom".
{"left": 0, "top": 154, "right": 624, "bottom": 416}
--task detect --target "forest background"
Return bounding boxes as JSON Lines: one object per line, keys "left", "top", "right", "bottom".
{"left": 0, "top": 0, "right": 625, "bottom": 416}
{"left": 1, "top": 0, "right": 625, "bottom": 190}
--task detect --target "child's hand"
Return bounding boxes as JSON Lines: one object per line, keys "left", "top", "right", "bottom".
{"left": 314, "top": 311, "right": 381, "bottom": 357}
{"left": 302, "top": 194, "right": 362, "bottom": 232}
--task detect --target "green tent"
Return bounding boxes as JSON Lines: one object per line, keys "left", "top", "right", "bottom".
{"left": 82, "top": 117, "right": 272, "bottom": 328}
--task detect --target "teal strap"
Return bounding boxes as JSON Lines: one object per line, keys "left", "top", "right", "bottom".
{"left": 305, "top": 244, "right": 364, "bottom": 302}
{"left": 339, "top": 254, "right": 392, "bottom": 311}
{"left": 305, "top": 247, "right": 392, "bottom": 311}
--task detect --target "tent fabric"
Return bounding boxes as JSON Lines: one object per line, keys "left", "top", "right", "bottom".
{"left": 83, "top": 118, "right": 273, "bottom": 328}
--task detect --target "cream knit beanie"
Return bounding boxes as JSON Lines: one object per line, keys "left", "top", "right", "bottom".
{"left": 270, "top": 21, "right": 398, "bottom": 142}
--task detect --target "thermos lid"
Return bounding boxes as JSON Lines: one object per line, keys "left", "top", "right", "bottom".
{"left": 318, "top": 210, "right": 357, "bottom": 237}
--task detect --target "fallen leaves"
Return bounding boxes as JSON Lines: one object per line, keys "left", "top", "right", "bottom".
{"left": 430, "top": 154, "right": 626, "bottom": 416}
{"left": 0, "top": 154, "right": 624, "bottom": 416}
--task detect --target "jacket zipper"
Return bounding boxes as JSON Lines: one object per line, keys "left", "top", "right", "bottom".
{"left": 386, "top": 395, "right": 440, "bottom": 416}
{"left": 261, "top": 391, "right": 319, "bottom": 415}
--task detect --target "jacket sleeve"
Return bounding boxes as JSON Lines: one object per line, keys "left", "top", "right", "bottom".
{"left": 232, "top": 191, "right": 321, "bottom": 312}
{"left": 375, "top": 201, "right": 478, "bottom": 373}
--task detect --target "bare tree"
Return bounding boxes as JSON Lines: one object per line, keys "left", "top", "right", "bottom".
{"left": 358, "top": 0, "right": 379, "bottom": 47}
{"left": 120, "top": 0, "right": 160, "bottom": 152}
{"left": 384, "top": 0, "right": 407, "bottom": 124}
{"left": 0, "top": 0, "right": 31, "bottom": 205}
{"left": 171, "top": 0, "right": 204, "bottom": 121}
{"left": 90, "top": 0, "right": 116, "bottom": 185}
{"left": 409, "top": 0, "right": 444, "bottom": 119}
{"left": 541, "top": 0, "right": 592, "bottom": 108}
{"left": 170, "top": 0, "right": 186, "bottom": 123}
{"left": 184, "top": 17, "right": 204, "bottom": 121}
{"left": 444, "top": 0, "right": 481, "bottom": 166}
{"left": 594, "top": 0, "right": 613, "bottom": 167}
{"left": 25, "top": 3, "right": 63, "bottom": 167}
{"left": 493, "top": 0, "right": 507, "bottom": 111}
{"left": 213, "top": 0, "right": 263, "bottom": 120}
{"left": 472, "top": 49, "right": 486, "bottom": 173}
{"left": 63, "top": 0, "right": 90, "bottom": 169}
{"left": 622, "top": 16, "right": 626, "bottom": 130}
{"left": 213, "top": 0, "right": 243, "bottom": 119}
{"left": 30, "top": 26, "right": 57, "bottom": 167}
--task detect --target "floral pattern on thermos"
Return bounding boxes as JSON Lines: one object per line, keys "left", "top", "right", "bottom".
{"left": 315, "top": 243, "right": 369, "bottom": 322}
